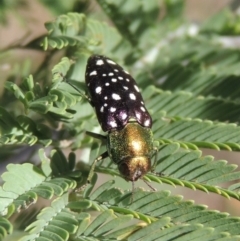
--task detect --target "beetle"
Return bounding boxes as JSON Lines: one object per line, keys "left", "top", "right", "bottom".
{"left": 68, "top": 55, "right": 156, "bottom": 188}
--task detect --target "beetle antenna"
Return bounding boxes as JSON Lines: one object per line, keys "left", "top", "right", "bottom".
{"left": 131, "top": 181, "right": 135, "bottom": 203}
{"left": 58, "top": 72, "right": 92, "bottom": 103}
{"left": 143, "top": 179, "right": 157, "bottom": 191}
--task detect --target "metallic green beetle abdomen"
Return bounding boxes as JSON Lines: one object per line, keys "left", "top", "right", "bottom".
{"left": 107, "top": 121, "right": 153, "bottom": 181}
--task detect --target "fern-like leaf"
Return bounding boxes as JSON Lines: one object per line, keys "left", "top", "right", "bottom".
{"left": 87, "top": 180, "right": 240, "bottom": 236}
{"left": 43, "top": 13, "right": 132, "bottom": 60}
{"left": 0, "top": 157, "right": 76, "bottom": 217}
{"left": 86, "top": 140, "right": 240, "bottom": 200}
{"left": 20, "top": 193, "right": 78, "bottom": 241}
{"left": 143, "top": 86, "right": 240, "bottom": 123}
{"left": 152, "top": 112, "right": 240, "bottom": 151}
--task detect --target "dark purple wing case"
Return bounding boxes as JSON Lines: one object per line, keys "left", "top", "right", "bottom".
{"left": 85, "top": 55, "right": 152, "bottom": 132}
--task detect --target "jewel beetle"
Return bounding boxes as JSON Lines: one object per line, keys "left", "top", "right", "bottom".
{"left": 82, "top": 55, "right": 156, "bottom": 185}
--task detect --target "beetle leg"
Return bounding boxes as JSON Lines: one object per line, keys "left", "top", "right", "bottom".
{"left": 86, "top": 131, "right": 107, "bottom": 142}
{"left": 151, "top": 146, "right": 159, "bottom": 171}
{"left": 87, "top": 151, "right": 109, "bottom": 183}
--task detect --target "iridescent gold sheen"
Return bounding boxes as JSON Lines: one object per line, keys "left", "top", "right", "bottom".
{"left": 107, "top": 121, "right": 153, "bottom": 181}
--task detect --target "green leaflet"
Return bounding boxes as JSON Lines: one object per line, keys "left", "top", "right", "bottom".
{"left": 20, "top": 193, "right": 78, "bottom": 241}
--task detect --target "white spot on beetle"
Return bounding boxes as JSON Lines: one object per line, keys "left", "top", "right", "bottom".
{"left": 140, "top": 106, "right": 146, "bottom": 112}
{"left": 96, "top": 59, "right": 104, "bottom": 65}
{"left": 102, "top": 74, "right": 106, "bottom": 76}
{"left": 126, "top": 78, "right": 130, "bottom": 82}
{"left": 108, "top": 73, "right": 114, "bottom": 76}
{"left": 105, "top": 82, "right": 110, "bottom": 86}
{"left": 136, "top": 113, "right": 141, "bottom": 119}
{"left": 110, "top": 107, "right": 116, "bottom": 112}
{"left": 104, "top": 96, "right": 108, "bottom": 100}
{"left": 123, "top": 86, "right": 128, "bottom": 90}
{"left": 109, "top": 121, "right": 117, "bottom": 127}
{"left": 112, "top": 93, "right": 121, "bottom": 100}
{"left": 100, "top": 106, "right": 104, "bottom": 112}
{"left": 95, "top": 86, "right": 102, "bottom": 94}
{"left": 124, "top": 70, "right": 129, "bottom": 74}
{"left": 122, "top": 113, "right": 127, "bottom": 120}
{"left": 141, "top": 101, "right": 144, "bottom": 105}
{"left": 134, "top": 85, "right": 140, "bottom": 92}
{"left": 107, "top": 59, "right": 116, "bottom": 65}
{"left": 104, "top": 103, "right": 108, "bottom": 107}
{"left": 111, "top": 78, "right": 117, "bottom": 82}
{"left": 90, "top": 70, "right": 97, "bottom": 76}
{"left": 129, "top": 93, "right": 136, "bottom": 100}
{"left": 118, "top": 76, "right": 123, "bottom": 80}
{"left": 114, "top": 69, "right": 119, "bottom": 72}
{"left": 144, "top": 119, "right": 150, "bottom": 126}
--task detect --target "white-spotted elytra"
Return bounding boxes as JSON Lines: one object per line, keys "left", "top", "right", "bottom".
{"left": 85, "top": 55, "right": 155, "bottom": 185}
{"left": 86, "top": 55, "right": 152, "bottom": 131}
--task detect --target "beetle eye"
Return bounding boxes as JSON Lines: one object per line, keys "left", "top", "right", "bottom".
{"left": 118, "top": 157, "right": 151, "bottom": 182}
{"left": 118, "top": 162, "right": 130, "bottom": 179}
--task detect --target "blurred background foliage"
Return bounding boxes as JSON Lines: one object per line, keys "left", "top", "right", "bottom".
{"left": 2, "top": 0, "right": 240, "bottom": 240}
